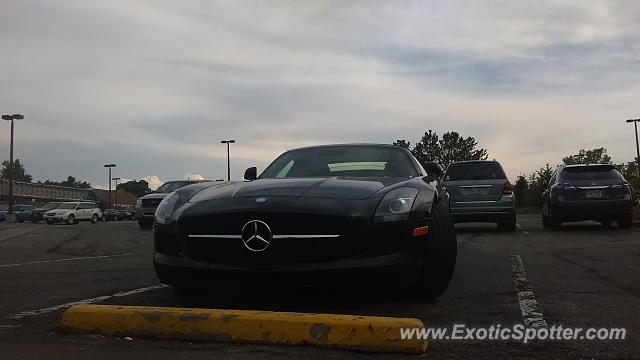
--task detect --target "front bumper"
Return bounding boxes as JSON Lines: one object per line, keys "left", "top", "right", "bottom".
{"left": 153, "top": 218, "right": 430, "bottom": 287}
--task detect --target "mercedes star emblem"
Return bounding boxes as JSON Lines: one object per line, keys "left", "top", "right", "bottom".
{"left": 241, "top": 220, "right": 272, "bottom": 252}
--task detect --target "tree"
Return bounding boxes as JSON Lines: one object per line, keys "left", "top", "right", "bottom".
{"left": 42, "top": 176, "right": 92, "bottom": 188}
{"left": 563, "top": 148, "right": 612, "bottom": 165}
{"left": 526, "top": 164, "right": 555, "bottom": 207}
{"left": 616, "top": 160, "right": 640, "bottom": 191}
{"left": 117, "top": 180, "right": 151, "bottom": 197}
{"left": 401, "top": 130, "right": 489, "bottom": 168}
{"left": 392, "top": 139, "right": 411, "bottom": 149}
{"left": 513, "top": 175, "right": 529, "bottom": 207}
{"left": 0, "top": 159, "right": 33, "bottom": 182}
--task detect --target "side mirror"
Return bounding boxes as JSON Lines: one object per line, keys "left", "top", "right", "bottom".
{"left": 425, "top": 161, "right": 444, "bottom": 178}
{"left": 244, "top": 167, "right": 257, "bottom": 181}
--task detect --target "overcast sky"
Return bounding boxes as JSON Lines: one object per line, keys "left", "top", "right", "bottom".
{"left": 1, "top": 0, "right": 639, "bottom": 189}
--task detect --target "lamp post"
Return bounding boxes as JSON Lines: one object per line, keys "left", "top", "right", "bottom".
{"left": 104, "top": 164, "right": 116, "bottom": 209}
{"left": 2, "top": 113, "right": 24, "bottom": 220}
{"left": 112, "top": 177, "right": 121, "bottom": 209}
{"left": 626, "top": 119, "right": 640, "bottom": 181}
{"left": 221, "top": 139, "right": 236, "bottom": 181}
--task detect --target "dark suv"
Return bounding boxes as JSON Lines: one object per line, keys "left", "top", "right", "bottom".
{"left": 542, "top": 164, "right": 635, "bottom": 229}
{"left": 135, "top": 180, "right": 208, "bottom": 229}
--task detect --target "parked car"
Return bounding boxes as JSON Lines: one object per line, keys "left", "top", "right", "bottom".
{"left": 0, "top": 204, "right": 34, "bottom": 223}
{"left": 102, "top": 209, "right": 125, "bottom": 221}
{"left": 136, "top": 180, "right": 207, "bottom": 229}
{"left": 443, "top": 160, "right": 516, "bottom": 231}
{"left": 30, "top": 202, "right": 64, "bottom": 223}
{"left": 153, "top": 143, "right": 456, "bottom": 300}
{"left": 44, "top": 202, "right": 102, "bottom": 225}
{"left": 541, "top": 164, "right": 635, "bottom": 229}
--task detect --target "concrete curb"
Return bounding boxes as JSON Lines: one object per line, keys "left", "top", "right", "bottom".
{"left": 59, "top": 305, "right": 428, "bottom": 354}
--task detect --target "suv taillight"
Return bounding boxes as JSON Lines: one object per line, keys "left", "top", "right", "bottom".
{"left": 503, "top": 182, "right": 513, "bottom": 195}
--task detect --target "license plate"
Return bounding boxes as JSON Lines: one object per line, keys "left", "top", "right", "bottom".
{"left": 585, "top": 190, "right": 604, "bottom": 198}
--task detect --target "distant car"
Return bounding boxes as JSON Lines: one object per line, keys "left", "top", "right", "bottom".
{"left": 542, "top": 164, "right": 635, "bottom": 229}
{"left": 0, "top": 205, "right": 34, "bottom": 223}
{"left": 30, "top": 202, "right": 64, "bottom": 223}
{"left": 443, "top": 160, "right": 516, "bottom": 231}
{"left": 102, "top": 209, "right": 123, "bottom": 221}
{"left": 136, "top": 180, "right": 207, "bottom": 229}
{"left": 44, "top": 202, "right": 102, "bottom": 225}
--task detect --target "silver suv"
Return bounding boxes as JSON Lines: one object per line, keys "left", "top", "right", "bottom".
{"left": 443, "top": 160, "right": 516, "bottom": 231}
{"left": 44, "top": 201, "right": 102, "bottom": 225}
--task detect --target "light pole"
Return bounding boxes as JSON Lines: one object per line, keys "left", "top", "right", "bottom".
{"left": 2, "top": 113, "right": 24, "bottom": 219}
{"left": 626, "top": 119, "right": 640, "bottom": 181}
{"left": 112, "top": 177, "right": 121, "bottom": 209}
{"left": 221, "top": 139, "right": 235, "bottom": 181}
{"left": 104, "top": 164, "right": 116, "bottom": 209}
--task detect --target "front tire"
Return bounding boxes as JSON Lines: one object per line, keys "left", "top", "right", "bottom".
{"left": 66, "top": 214, "right": 75, "bottom": 225}
{"left": 412, "top": 203, "right": 457, "bottom": 301}
{"left": 91, "top": 214, "right": 99, "bottom": 224}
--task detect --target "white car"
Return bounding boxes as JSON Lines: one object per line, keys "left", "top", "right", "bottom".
{"left": 44, "top": 202, "right": 102, "bottom": 225}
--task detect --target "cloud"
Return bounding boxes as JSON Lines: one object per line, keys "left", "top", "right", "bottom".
{"left": 0, "top": 0, "right": 639, "bottom": 184}
{"left": 141, "top": 176, "right": 163, "bottom": 190}
{"left": 184, "top": 173, "right": 204, "bottom": 181}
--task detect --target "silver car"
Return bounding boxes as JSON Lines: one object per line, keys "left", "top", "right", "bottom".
{"left": 443, "top": 160, "right": 516, "bottom": 231}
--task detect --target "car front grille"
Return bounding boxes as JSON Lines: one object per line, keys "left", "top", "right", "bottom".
{"left": 178, "top": 212, "right": 370, "bottom": 265}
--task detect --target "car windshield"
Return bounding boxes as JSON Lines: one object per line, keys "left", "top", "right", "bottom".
{"left": 42, "top": 203, "right": 62, "bottom": 210}
{"left": 562, "top": 166, "right": 622, "bottom": 181}
{"left": 445, "top": 162, "right": 507, "bottom": 181}
{"left": 155, "top": 181, "right": 195, "bottom": 193}
{"left": 59, "top": 203, "right": 78, "bottom": 209}
{"left": 259, "top": 146, "right": 418, "bottom": 179}
{"left": 14, "top": 205, "right": 32, "bottom": 211}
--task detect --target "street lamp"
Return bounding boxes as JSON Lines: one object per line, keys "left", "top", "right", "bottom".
{"left": 104, "top": 164, "right": 116, "bottom": 209}
{"left": 112, "top": 177, "right": 121, "bottom": 209}
{"left": 2, "top": 113, "right": 24, "bottom": 220}
{"left": 221, "top": 139, "right": 236, "bottom": 181}
{"left": 626, "top": 119, "right": 640, "bottom": 181}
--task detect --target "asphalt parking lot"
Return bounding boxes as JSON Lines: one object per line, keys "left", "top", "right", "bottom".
{"left": 0, "top": 214, "right": 639, "bottom": 359}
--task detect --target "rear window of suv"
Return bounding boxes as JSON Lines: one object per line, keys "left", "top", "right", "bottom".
{"left": 445, "top": 162, "right": 507, "bottom": 181}
{"left": 561, "top": 166, "right": 622, "bottom": 181}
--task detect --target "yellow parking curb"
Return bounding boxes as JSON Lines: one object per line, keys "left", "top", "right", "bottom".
{"left": 59, "top": 305, "right": 427, "bottom": 353}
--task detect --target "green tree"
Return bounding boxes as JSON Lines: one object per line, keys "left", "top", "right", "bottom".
{"left": 0, "top": 159, "right": 33, "bottom": 182}
{"left": 616, "top": 160, "right": 640, "bottom": 191}
{"left": 392, "top": 139, "right": 411, "bottom": 149}
{"left": 526, "top": 164, "right": 555, "bottom": 207}
{"left": 513, "top": 175, "right": 529, "bottom": 207}
{"left": 117, "top": 180, "right": 151, "bottom": 197}
{"left": 407, "top": 130, "right": 489, "bottom": 168}
{"left": 43, "top": 176, "right": 92, "bottom": 188}
{"left": 563, "top": 148, "right": 612, "bottom": 165}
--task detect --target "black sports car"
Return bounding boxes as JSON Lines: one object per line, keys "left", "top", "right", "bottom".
{"left": 153, "top": 144, "right": 457, "bottom": 299}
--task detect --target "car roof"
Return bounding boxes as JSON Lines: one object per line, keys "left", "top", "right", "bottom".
{"left": 562, "top": 163, "right": 614, "bottom": 168}
{"left": 448, "top": 160, "right": 501, "bottom": 165}
{"left": 286, "top": 143, "right": 406, "bottom": 152}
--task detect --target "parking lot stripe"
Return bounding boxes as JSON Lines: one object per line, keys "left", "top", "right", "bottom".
{"left": 8, "top": 284, "right": 167, "bottom": 320}
{"left": 59, "top": 305, "right": 428, "bottom": 353}
{"left": 0, "top": 253, "right": 134, "bottom": 268}
{"left": 516, "top": 223, "right": 530, "bottom": 235}
{"left": 509, "top": 255, "right": 547, "bottom": 328}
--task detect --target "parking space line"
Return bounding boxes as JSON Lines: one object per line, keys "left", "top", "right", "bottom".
{"left": 509, "top": 255, "right": 547, "bottom": 328}
{"left": 0, "top": 253, "right": 133, "bottom": 268}
{"left": 516, "top": 223, "right": 530, "bottom": 235}
{"left": 8, "top": 284, "right": 168, "bottom": 320}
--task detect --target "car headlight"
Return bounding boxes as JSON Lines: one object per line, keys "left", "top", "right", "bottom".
{"left": 154, "top": 192, "right": 179, "bottom": 225}
{"left": 374, "top": 187, "right": 419, "bottom": 222}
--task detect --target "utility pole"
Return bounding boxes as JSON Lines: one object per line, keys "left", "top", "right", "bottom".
{"left": 626, "top": 119, "right": 640, "bottom": 181}
{"left": 2, "top": 113, "right": 24, "bottom": 220}
{"left": 104, "top": 164, "right": 116, "bottom": 209}
{"left": 112, "top": 177, "right": 121, "bottom": 209}
{"left": 221, "top": 139, "right": 236, "bottom": 181}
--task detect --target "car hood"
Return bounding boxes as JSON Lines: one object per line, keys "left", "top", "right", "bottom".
{"left": 141, "top": 192, "right": 171, "bottom": 200}
{"left": 189, "top": 177, "right": 409, "bottom": 202}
